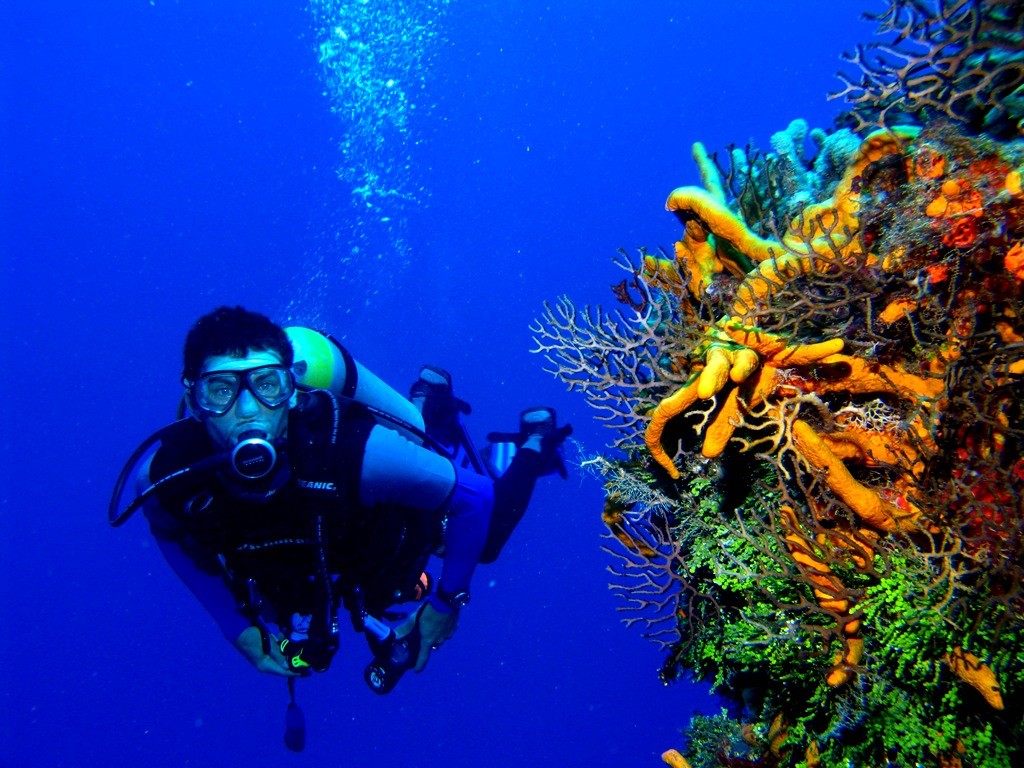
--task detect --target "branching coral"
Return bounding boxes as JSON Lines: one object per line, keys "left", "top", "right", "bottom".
{"left": 832, "top": 0, "right": 1024, "bottom": 138}
{"left": 533, "top": 4, "right": 1024, "bottom": 763}
{"left": 534, "top": 249, "right": 693, "bottom": 453}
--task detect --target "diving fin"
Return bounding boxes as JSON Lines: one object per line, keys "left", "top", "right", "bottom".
{"left": 410, "top": 366, "right": 489, "bottom": 476}
{"left": 486, "top": 407, "right": 573, "bottom": 479}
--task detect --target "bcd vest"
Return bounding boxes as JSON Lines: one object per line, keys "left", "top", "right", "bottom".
{"left": 147, "top": 389, "right": 444, "bottom": 617}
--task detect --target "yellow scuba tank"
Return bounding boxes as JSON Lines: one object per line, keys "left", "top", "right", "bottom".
{"left": 285, "top": 327, "right": 426, "bottom": 443}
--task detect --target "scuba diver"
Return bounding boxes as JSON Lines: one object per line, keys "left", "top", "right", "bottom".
{"left": 109, "top": 306, "right": 571, "bottom": 750}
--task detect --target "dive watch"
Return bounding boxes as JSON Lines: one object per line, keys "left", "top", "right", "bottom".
{"left": 436, "top": 586, "right": 471, "bottom": 611}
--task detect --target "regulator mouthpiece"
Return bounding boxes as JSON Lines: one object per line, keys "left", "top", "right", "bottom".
{"left": 231, "top": 431, "right": 277, "bottom": 480}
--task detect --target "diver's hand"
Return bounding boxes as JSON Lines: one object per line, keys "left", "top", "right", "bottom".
{"left": 398, "top": 603, "right": 458, "bottom": 673}
{"left": 234, "top": 625, "right": 299, "bottom": 677}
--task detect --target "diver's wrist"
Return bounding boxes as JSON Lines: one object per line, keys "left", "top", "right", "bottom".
{"left": 429, "top": 584, "right": 470, "bottom": 614}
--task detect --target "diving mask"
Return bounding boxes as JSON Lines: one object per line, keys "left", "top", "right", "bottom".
{"left": 190, "top": 364, "right": 296, "bottom": 415}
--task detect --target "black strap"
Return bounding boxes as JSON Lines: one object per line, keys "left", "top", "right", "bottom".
{"left": 109, "top": 419, "right": 219, "bottom": 527}
{"left": 320, "top": 331, "right": 359, "bottom": 400}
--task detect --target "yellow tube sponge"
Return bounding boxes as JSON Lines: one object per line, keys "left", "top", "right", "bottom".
{"left": 718, "top": 321, "right": 845, "bottom": 367}
{"left": 944, "top": 647, "right": 1004, "bottom": 710}
{"left": 826, "top": 638, "right": 865, "bottom": 687}
{"left": 661, "top": 749, "right": 692, "bottom": 768}
{"left": 807, "top": 354, "right": 945, "bottom": 401}
{"left": 645, "top": 376, "right": 703, "bottom": 479}
{"left": 702, "top": 385, "right": 742, "bottom": 459}
{"left": 781, "top": 126, "right": 921, "bottom": 258}
{"left": 730, "top": 252, "right": 819, "bottom": 317}
{"left": 698, "top": 346, "right": 734, "bottom": 399}
{"left": 700, "top": 365, "right": 778, "bottom": 459}
{"left": 666, "top": 186, "right": 783, "bottom": 296}
{"left": 692, "top": 141, "right": 727, "bottom": 204}
{"left": 792, "top": 419, "right": 912, "bottom": 532}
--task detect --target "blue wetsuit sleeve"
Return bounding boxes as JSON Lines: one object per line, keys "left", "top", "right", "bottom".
{"left": 146, "top": 505, "right": 251, "bottom": 643}
{"left": 428, "top": 465, "right": 493, "bottom": 614}
{"left": 360, "top": 426, "right": 493, "bottom": 611}
{"left": 137, "top": 458, "right": 251, "bottom": 642}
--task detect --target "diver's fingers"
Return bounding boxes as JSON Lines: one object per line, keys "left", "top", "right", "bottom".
{"left": 413, "top": 644, "right": 432, "bottom": 674}
{"left": 267, "top": 640, "right": 302, "bottom": 677}
{"left": 259, "top": 654, "right": 300, "bottom": 677}
{"left": 395, "top": 614, "right": 416, "bottom": 640}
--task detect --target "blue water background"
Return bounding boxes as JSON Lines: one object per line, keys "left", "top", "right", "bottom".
{"left": 3, "top": 2, "right": 875, "bottom": 766}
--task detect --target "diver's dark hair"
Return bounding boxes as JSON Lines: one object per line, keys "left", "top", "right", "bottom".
{"left": 182, "top": 306, "right": 294, "bottom": 382}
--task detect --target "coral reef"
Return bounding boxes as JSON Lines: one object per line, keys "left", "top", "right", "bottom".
{"left": 832, "top": 0, "right": 1024, "bottom": 138}
{"left": 533, "top": 3, "right": 1024, "bottom": 766}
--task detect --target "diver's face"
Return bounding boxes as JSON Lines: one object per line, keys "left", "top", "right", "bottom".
{"left": 198, "top": 350, "right": 292, "bottom": 450}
